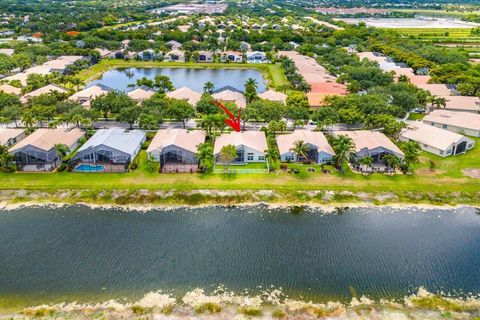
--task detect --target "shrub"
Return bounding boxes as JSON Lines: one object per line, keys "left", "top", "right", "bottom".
{"left": 160, "top": 304, "right": 174, "bottom": 315}
{"left": 280, "top": 163, "right": 288, "bottom": 170}
{"left": 195, "top": 302, "right": 222, "bottom": 314}
{"left": 238, "top": 307, "right": 262, "bottom": 317}
{"left": 57, "top": 162, "right": 68, "bottom": 172}
{"left": 131, "top": 305, "right": 152, "bottom": 315}
{"left": 272, "top": 309, "right": 286, "bottom": 318}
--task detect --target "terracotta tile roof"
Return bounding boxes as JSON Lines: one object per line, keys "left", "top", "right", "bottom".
{"left": 276, "top": 130, "right": 335, "bottom": 156}
{"left": 147, "top": 129, "right": 206, "bottom": 154}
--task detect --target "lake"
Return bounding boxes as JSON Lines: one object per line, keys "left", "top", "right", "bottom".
{"left": 0, "top": 205, "right": 479, "bottom": 309}
{"left": 87, "top": 67, "right": 267, "bottom": 93}
{"left": 337, "top": 17, "right": 480, "bottom": 28}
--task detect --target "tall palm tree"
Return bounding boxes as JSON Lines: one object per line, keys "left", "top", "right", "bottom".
{"left": 331, "top": 135, "right": 355, "bottom": 173}
{"left": 21, "top": 111, "right": 36, "bottom": 133}
{"left": 433, "top": 97, "right": 447, "bottom": 109}
{"left": 0, "top": 146, "right": 14, "bottom": 172}
{"left": 203, "top": 81, "right": 215, "bottom": 94}
{"left": 383, "top": 154, "right": 401, "bottom": 171}
{"left": 290, "top": 140, "right": 310, "bottom": 161}
{"left": 54, "top": 144, "right": 70, "bottom": 159}
{"left": 245, "top": 77, "right": 258, "bottom": 89}
{"left": 264, "top": 148, "right": 279, "bottom": 169}
{"left": 196, "top": 142, "right": 214, "bottom": 172}
{"left": 359, "top": 156, "right": 373, "bottom": 168}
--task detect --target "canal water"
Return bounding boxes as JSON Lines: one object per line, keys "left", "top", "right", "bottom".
{"left": 87, "top": 67, "right": 267, "bottom": 93}
{"left": 0, "top": 205, "right": 479, "bottom": 308}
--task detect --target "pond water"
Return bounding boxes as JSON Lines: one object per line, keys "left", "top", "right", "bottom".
{"left": 0, "top": 205, "right": 479, "bottom": 308}
{"left": 87, "top": 67, "right": 267, "bottom": 93}
{"left": 337, "top": 17, "right": 480, "bottom": 28}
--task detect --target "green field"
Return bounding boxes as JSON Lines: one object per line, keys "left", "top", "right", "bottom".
{"left": 391, "top": 28, "right": 475, "bottom": 37}
{"left": 0, "top": 138, "right": 479, "bottom": 205}
{"left": 77, "top": 60, "right": 289, "bottom": 89}
{"left": 393, "top": 9, "right": 480, "bottom": 18}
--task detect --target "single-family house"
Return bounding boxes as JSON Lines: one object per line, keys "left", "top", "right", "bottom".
{"left": 212, "top": 86, "right": 246, "bottom": 108}
{"left": 127, "top": 86, "right": 156, "bottom": 102}
{"left": 137, "top": 49, "right": 160, "bottom": 61}
{"left": 0, "top": 128, "right": 25, "bottom": 147}
{"left": 166, "top": 40, "right": 182, "bottom": 50}
{"left": 416, "top": 84, "right": 452, "bottom": 97}
{"left": 334, "top": 130, "right": 405, "bottom": 169}
{"left": 221, "top": 51, "right": 243, "bottom": 63}
{"left": 198, "top": 51, "right": 213, "bottom": 62}
{"left": 423, "top": 110, "right": 480, "bottom": 137}
{"left": 147, "top": 129, "right": 206, "bottom": 173}
{"left": 21, "top": 84, "right": 68, "bottom": 102}
{"left": 43, "top": 56, "right": 84, "bottom": 74}
{"left": 95, "top": 48, "right": 112, "bottom": 58}
{"left": 400, "top": 122, "right": 474, "bottom": 157}
{"left": 440, "top": 95, "right": 480, "bottom": 113}
{"left": 166, "top": 87, "right": 202, "bottom": 106}
{"left": 68, "top": 84, "right": 113, "bottom": 107}
{"left": 246, "top": 51, "right": 269, "bottom": 63}
{"left": 258, "top": 89, "right": 287, "bottom": 104}
{"left": 9, "top": 128, "right": 84, "bottom": 172}
{"left": 165, "top": 50, "right": 185, "bottom": 62}
{"left": 0, "top": 83, "right": 21, "bottom": 95}
{"left": 214, "top": 131, "right": 268, "bottom": 164}
{"left": 70, "top": 128, "right": 146, "bottom": 172}
{"left": 276, "top": 130, "right": 335, "bottom": 163}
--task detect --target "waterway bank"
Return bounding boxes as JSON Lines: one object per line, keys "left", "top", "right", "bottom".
{"left": 3, "top": 287, "right": 480, "bottom": 319}
{"left": 0, "top": 188, "right": 479, "bottom": 209}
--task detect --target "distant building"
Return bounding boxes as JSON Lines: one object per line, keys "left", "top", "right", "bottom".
{"left": 166, "top": 87, "right": 202, "bottom": 106}
{"left": 68, "top": 84, "right": 113, "bottom": 107}
{"left": 423, "top": 110, "right": 480, "bottom": 137}
{"left": 246, "top": 51, "right": 269, "bottom": 64}
{"left": 214, "top": 131, "right": 268, "bottom": 164}
{"left": 0, "top": 128, "right": 25, "bottom": 148}
{"left": 276, "top": 130, "right": 335, "bottom": 163}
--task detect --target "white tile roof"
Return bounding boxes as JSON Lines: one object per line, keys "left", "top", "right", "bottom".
{"left": 416, "top": 84, "right": 451, "bottom": 96}
{"left": 276, "top": 130, "right": 335, "bottom": 156}
{"left": 9, "top": 128, "right": 84, "bottom": 152}
{"left": 0, "top": 128, "right": 24, "bottom": 146}
{"left": 147, "top": 129, "right": 206, "bottom": 154}
{"left": 258, "top": 89, "right": 287, "bottom": 103}
{"left": 127, "top": 87, "right": 155, "bottom": 101}
{"left": 334, "top": 130, "right": 405, "bottom": 157}
{"left": 401, "top": 122, "right": 471, "bottom": 150}
{"left": 212, "top": 89, "right": 246, "bottom": 108}
{"left": 442, "top": 95, "right": 480, "bottom": 112}
{"left": 214, "top": 131, "right": 267, "bottom": 154}
{"left": 423, "top": 110, "right": 480, "bottom": 131}
{"left": 166, "top": 87, "right": 202, "bottom": 106}
{"left": 22, "top": 84, "right": 67, "bottom": 101}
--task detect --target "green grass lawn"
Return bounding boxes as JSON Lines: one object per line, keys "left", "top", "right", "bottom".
{"left": 78, "top": 60, "right": 288, "bottom": 90}
{"left": 1, "top": 141, "right": 479, "bottom": 195}
{"left": 408, "top": 113, "right": 425, "bottom": 121}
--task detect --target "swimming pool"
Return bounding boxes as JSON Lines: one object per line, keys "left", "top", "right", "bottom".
{"left": 75, "top": 164, "right": 105, "bottom": 172}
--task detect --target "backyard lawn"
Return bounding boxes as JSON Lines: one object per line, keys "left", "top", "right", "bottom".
{"left": 0, "top": 139, "right": 479, "bottom": 195}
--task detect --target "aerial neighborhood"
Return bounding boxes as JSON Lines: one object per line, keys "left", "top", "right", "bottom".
{"left": 0, "top": 1, "right": 479, "bottom": 182}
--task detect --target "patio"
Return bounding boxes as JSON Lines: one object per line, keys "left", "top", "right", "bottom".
{"left": 161, "top": 163, "right": 198, "bottom": 173}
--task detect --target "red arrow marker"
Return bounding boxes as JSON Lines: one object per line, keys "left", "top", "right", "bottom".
{"left": 211, "top": 100, "right": 241, "bottom": 132}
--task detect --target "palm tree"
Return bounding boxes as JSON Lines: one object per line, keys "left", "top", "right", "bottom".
{"left": 21, "top": 111, "right": 36, "bottom": 132}
{"left": 383, "top": 154, "right": 401, "bottom": 171}
{"left": 290, "top": 140, "right": 310, "bottom": 162}
{"left": 203, "top": 81, "right": 215, "bottom": 94}
{"left": 244, "top": 78, "right": 258, "bottom": 103}
{"left": 54, "top": 144, "right": 70, "bottom": 159}
{"left": 264, "top": 148, "right": 279, "bottom": 169}
{"left": 69, "top": 77, "right": 85, "bottom": 91}
{"left": 245, "top": 78, "right": 258, "bottom": 89}
{"left": 358, "top": 156, "right": 373, "bottom": 168}
{"left": 0, "top": 146, "right": 14, "bottom": 172}
{"left": 196, "top": 142, "right": 214, "bottom": 173}
{"left": 400, "top": 141, "right": 420, "bottom": 172}
{"left": 433, "top": 97, "right": 447, "bottom": 109}
{"left": 331, "top": 135, "right": 355, "bottom": 173}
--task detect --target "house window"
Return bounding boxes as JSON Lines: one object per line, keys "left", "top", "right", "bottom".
{"left": 442, "top": 124, "right": 447, "bottom": 129}
{"left": 258, "top": 156, "right": 265, "bottom": 161}
{"left": 285, "top": 155, "right": 294, "bottom": 161}
{"left": 446, "top": 149, "right": 452, "bottom": 154}
{"left": 247, "top": 153, "right": 254, "bottom": 161}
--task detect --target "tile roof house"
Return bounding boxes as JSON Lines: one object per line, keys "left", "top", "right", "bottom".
{"left": 165, "top": 50, "right": 185, "bottom": 62}
{"left": 147, "top": 129, "right": 206, "bottom": 172}
{"left": 400, "top": 122, "right": 474, "bottom": 157}
{"left": 9, "top": 128, "right": 84, "bottom": 172}
{"left": 198, "top": 51, "right": 213, "bottom": 62}
{"left": 440, "top": 95, "right": 480, "bottom": 113}
{"left": 0, "top": 83, "right": 21, "bottom": 95}
{"left": 166, "top": 40, "right": 182, "bottom": 50}
{"left": 246, "top": 51, "right": 269, "bottom": 63}
{"left": 416, "top": 84, "right": 452, "bottom": 96}
{"left": 423, "top": 110, "right": 480, "bottom": 137}
{"left": 71, "top": 128, "right": 146, "bottom": 172}
{"left": 68, "top": 84, "right": 113, "bottom": 107}
{"left": 212, "top": 86, "right": 246, "bottom": 108}
{"left": 276, "top": 130, "right": 335, "bottom": 163}
{"left": 258, "top": 89, "right": 287, "bottom": 104}
{"left": 0, "top": 128, "right": 25, "bottom": 147}
{"left": 166, "top": 87, "right": 202, "bottom": 106}
{"left": 127, "top": 86, "right": 156, "bottom": 102}
{"left": 334, "top": 130, "right": 405, "bottom": 161}
{"left": 221, "top": 51, "right": 243, "bottom": 63}
{"left": 21, "top": 84, "right": 68, "bottom": 102}
{"left": 214, "top": 131, "right": 268, "bottom": 164}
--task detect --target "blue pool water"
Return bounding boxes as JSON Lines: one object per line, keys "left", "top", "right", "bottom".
{"left": 75, "top": 164, "right": 105, "bottom": 172}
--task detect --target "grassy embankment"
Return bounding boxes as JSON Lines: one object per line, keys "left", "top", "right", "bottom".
{"left": 0, "top": 138, "right": 479, "bottom": 206}
{"left": 77, "top": 59, "right": 289, "bottom": 89}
